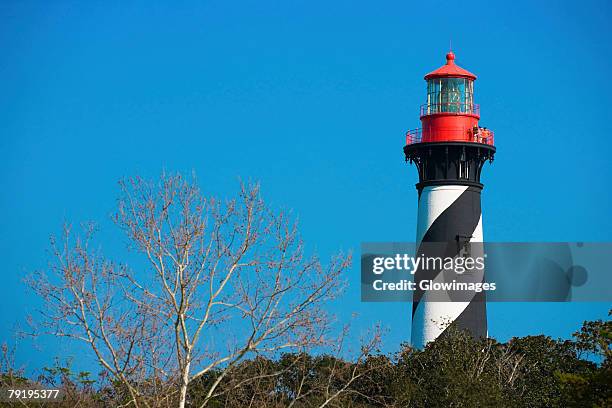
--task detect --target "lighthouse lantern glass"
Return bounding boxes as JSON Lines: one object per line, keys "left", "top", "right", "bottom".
{"left": 426, "top": 78, "right": 474, "bottom": 114}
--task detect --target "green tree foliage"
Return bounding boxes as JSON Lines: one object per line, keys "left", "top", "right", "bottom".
{"left": 557, "top": 310, "right": 612, "bottom": 408}
{"left": 2, "top": 312, "right": 610, "bottom": 407}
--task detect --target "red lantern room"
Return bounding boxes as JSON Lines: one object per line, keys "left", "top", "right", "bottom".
{"left": 406, "top": 51, "right": 494, "bottom": 146}
{"left": 404, "top": 51, "right": 495, "bottom": 191}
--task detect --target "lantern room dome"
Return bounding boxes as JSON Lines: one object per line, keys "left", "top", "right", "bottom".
{"left": 424, "top": 51, "right": 477, "bottom": 80}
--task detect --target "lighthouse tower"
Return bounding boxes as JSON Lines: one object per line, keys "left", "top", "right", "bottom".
{"left": 404, "top": 51, "right": 495, "bottom": 348}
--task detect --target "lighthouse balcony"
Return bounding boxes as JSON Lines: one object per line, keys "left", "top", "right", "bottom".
{"left": 420, "top": 102, "right": 480, "bottom": 117}
{"left": 405, "top": 127, "right": 494, "bottom": 146}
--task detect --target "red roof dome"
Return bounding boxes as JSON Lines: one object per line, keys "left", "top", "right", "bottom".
{"left": 424, "top": 52, "right": 477, "bottom": 80}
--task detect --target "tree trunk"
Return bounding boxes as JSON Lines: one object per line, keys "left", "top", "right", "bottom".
{"left": 178, "top": 360, "right": 191, "bottom": 408}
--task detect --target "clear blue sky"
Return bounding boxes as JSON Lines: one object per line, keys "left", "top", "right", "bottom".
{"left": 1, "top": 0, "right": 611, "bottom": 372}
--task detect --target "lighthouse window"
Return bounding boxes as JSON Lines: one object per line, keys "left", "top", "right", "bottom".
{"left": 426, "top": 78, "right": 474, "bottom": 114}
{"left": 459, "top": 161, "right": 470, "bottom": 179}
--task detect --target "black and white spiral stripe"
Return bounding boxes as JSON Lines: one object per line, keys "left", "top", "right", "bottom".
{"left": 411, "top": 185, "right": 487, "bottom": 348}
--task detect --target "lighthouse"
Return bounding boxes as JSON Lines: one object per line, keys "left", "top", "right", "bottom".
{"left": 404, "top": 51, "right": 495, "bottom": 348}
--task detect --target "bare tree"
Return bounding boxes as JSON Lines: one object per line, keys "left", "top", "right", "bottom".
{"left": 28, "top": 174, "right": 351, "bottom": 408}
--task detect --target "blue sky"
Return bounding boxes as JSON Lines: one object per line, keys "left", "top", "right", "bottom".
{"left": 1, "top": 0, "right": 611, "bottom": 372}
